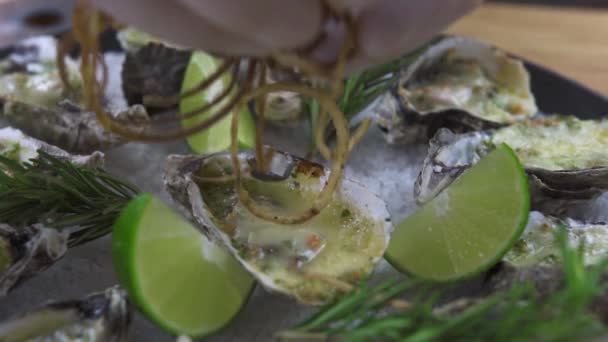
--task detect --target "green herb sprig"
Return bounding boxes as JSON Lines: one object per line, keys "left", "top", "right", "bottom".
{"left": 305, "top": 39, "right": 436, "bottom": 156}
{"left": 277, "top": 226, "right": 608, "bottom": 341}
{"left": 0, "top": 150, "right": 139, "bottom": 247}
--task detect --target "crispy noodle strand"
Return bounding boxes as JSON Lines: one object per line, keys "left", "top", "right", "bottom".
{"left": 146, "top": 57, "right": 237, "bottom": 107}
{"left": 254, "top": 63, "right": 267, "bottom": 173}
{"left": 232, "top": 83, "right": 350, "bottom": 224}
{"left": 150, "top": 62, "right": 239, "bottom": 123}
{"left": 63, "top": 0, "right": 368, "bottom": 225}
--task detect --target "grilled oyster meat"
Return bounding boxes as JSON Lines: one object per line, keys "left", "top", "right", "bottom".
{"left": 415, "top": 116, "right": 608, "bottom": 216}
{"left": 0, "top": 36, "right": 149, "bottom": 153}
{"left": 504, "top": 211, "right": 608, "bottom": 267}
{"left": 164, "top": 148, "right": 392, "bottom": 305}
{"left": 0, "top": 126, "right": 104, "bottom": 294}
{"left": 374, "top": 35, "right": 537, "bottom": 144}
{"left": 0, "top": 286, "right": 131, "bottom": 341}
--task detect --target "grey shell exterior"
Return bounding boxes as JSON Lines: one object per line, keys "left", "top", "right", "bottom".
{"left": 373, "top": 35, "right": 536, "bottom": 145}
{"left": 164, "top": 148, "right": 393, "bottom": 305}
{"left": 121, "top": 43, "right": 192, "bottom": 111}
{"left": 0, "top": 224, "right": 68, "bottom": 296}
{"left": 0, "top": 286, "right": 131, "bottom": 341}
{"left": 0, "top": 127, "right": 104, "bottom": 295}
{"left": 1, "top": 100, "right": 149, "bottom": 154}
{"left": 414, "top": 128, "right": 608, "bottom": 217}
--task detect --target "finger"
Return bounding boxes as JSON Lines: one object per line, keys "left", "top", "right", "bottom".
{"left": 352, "top": 0, "right": 483, "bottom": 69}
{"left": 179, "top": 0, "right": 323, "bottom": 52}
{"left": 325, "top": 0, "right": 381, "bottom": 16}
{"left": 91, "top": 0, "right": 268, "bottom": 56}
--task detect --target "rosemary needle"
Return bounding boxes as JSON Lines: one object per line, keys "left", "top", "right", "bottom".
{"left": 278, "top": 227, "right": 608, "bottom": 342}
{"left": 0, "top": 150, "right": 140, "bottom": 247}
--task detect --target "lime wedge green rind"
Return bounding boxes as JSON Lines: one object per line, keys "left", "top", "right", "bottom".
{"left": 180, "top": 52, "right": 255, "bottom": 154}
{"left": 386, "top": 143, "right": 530, "bottom": 282}
{"left": 112, "top": 193, "right": 255, "bottom": 338}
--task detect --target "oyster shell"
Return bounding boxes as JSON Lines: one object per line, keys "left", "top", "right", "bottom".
{"left": 0, "top": 224, "right": 68, "bottom": 296}
{"left": 0, "top": 126, "right": 104, "bottom": 168}
{"left": 504, "top": 211, "right": 608, "bottom": 267}
{"left": 0, "top": 36, "right": 149, "bottom": 153}
{"left": 0, "top": 286, "right": 131, "bottom": 341}
{"left": 164, "top": 148, "right": 393, "bottom": 305}
{"left": 257, "top": 70, "right": 303, "bottom": 125}
{"left": 0, "top": 126, "right": 104, "bottom": 294}
{"left": 121, "top": 43, "right": 192, "bottom": 110}
{"left": 415, "top": 115, "right": 608, "bottom": 216}
{"left": 374, "top": 35, "right": 537, "bottom": 144}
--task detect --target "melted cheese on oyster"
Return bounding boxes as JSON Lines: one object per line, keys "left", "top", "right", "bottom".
{"left": 0, "top": 62, "right": 81, "bottom": 109}
{"left": 0, "top": 127, "right": 38, "bottom": 163}
{"left": 504, "top": 212, "right": 608, "bottom": 267}
{"left": 404, "top": 51, "right": 536, "bottom": 122}
{"left": 492, "top": 116, "right": 608, "bottom": 170}
{"left": 196, "top": 170, "right": 386, "bottom": 303}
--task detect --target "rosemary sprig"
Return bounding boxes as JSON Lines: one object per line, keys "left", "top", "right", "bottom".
{"left": 278, "top": 227, "right": 608, "bottom": 341}
{"left": 305, "top": 39, "right": 437, "bottom": 156}
{"left": 0, "top": 150, "right": 140, "bottom": 247}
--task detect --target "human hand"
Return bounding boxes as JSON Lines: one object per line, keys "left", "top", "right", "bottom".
{"left": 92, "top": 0, "right": 482, "bottom": 74}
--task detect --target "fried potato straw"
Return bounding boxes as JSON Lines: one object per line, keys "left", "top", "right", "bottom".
{"left": 60, "top": 0, "right": 369, "bottom": 225}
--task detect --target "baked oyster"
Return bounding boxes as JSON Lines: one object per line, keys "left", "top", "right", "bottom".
{"left": 0, "top": 36, "right": 149, "bottom": 153}
{"left": 0, "top": 286, "right": 131, "bottom": 341}
{"left": 373, "top": 35, "right": 537, "bottom": 144}
{"left": 504, "top": 211, "right": 608, "bottom": 267}
{"left": 415, "top": 115, "right": 608, "bottom": 216}
{"left": 0, "top": 126, "right": 104, "bottom": 294}
{"left": 164, "top": 148, "right": 393, "bottom": 305}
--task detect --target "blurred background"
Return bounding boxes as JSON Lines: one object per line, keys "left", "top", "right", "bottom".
{"left": 450, "top": 0, "right": 607, "bottom": 95}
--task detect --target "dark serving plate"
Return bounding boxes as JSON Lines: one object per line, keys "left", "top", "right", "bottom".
{"left": 523, "top": 60, "right": 607, "bottom": 118}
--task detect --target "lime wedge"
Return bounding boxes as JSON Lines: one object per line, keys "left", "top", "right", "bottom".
{"left": 112, "top": 194, "right": 254, "bottom": 338}
{"left": 386, "top": 144, "right": 530, "bottom": 281}
{"left": 180, "top": 52, "right": 255, "bottom": 154}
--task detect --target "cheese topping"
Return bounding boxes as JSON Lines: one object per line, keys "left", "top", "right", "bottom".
{"left": 196, "top": 165, "right": 386, "bottom": 303}
{"left": 0, "top": 127, "right": 39, "bottom": 163}
{"left": 492, "top": 116, "right": 608, "bottom": 170}
{"left": 403, "top": 50, "right": 536, "bottom": 123}
{"left": 504, "top": 212, "right": 608, "bottom": 267}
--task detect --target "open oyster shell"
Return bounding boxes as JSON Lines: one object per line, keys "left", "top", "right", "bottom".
{"left": 0, "top": 36, "right": 149, "bottom": 153}
{"left": 0, "top": 126, "right": 104, "bottom": 294}
{"left": 0, "top": 126, "right": 104, "bottom": 168}
{"left": 504, "top": 211, "right": 608, "bottom": 267}
{"left": 373, "top": 35, "right": 537, "bottom": 144}
{"left": 164, "top": 148, "right": 393, "bottom": 305}
{"left": 0, "top": 224, "right": 68, "bottom": 296}
{"left": 121, "top": 42, "right": 192, "bottom": 110}
{"left": 0, "top": 286, "right": 131, "bottom": 341}
{"left": 415, "top": 115, "right": 608, "bottom": 216}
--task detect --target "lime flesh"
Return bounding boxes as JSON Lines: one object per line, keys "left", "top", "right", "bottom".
{"left": 112, "top": 194, "right": 254, "bottom": 338}
{"left": 180, "top": 52, "right": 255, "bottom": 154}
{"left": 386, "top": 144, "right": 530, "bottom": 281}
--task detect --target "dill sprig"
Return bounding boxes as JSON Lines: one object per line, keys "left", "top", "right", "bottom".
{"left": 277, "top": 227, "right": 608, "bottom": 341}
{"left": 0, "top": 150, "right": 139, "bottom": 247}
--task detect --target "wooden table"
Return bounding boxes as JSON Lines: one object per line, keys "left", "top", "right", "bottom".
{"left": 448, "top": 2, "right": 608, "bottom": 96}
